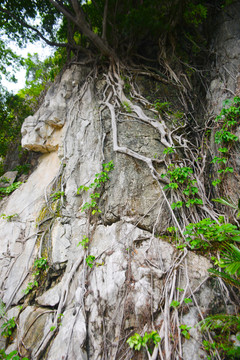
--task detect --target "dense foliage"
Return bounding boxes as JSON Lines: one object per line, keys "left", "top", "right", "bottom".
{"left": 0, "top": 50, "right": 66, "bottom": 166}
{"left": 0, "top": 0, "right": 234, "bottom": 163}
{"left": 0, "top": 0, "right": 234, "bottom": 63}
{"left": 0, "top": 92, "right": 32, "bottom": 158}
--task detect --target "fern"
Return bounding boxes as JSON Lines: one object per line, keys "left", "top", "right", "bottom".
{"left": 198, "top": 314, "right": 240, "bottom": 333}
{"left": 198, "top": 313, "right": 240, "bottom": 359}
{"left": 208, "top": 268, "right": 240, "bottom": 288}
{"left": 212, "top": 197, "right": 240, "bottom": 218}
{"left": 221, "top": 244, "right": 240, "bottom": 276}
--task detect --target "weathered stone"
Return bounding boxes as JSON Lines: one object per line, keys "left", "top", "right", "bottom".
{"left": 0, "top": 66, "right": 225, "bottom": 360}
{"left": 0, "top": 152, "right": 60, "bottom": 308}
{"left": 21, "top": 66, "right": 90, "bottom": 153}
{"left": 36, "top": 282, "right": 61, "bottom": 307}
{"left": 182, "top": 308, "right": 206, "bottom": 360}
{"left": 51, "top": 219, "right": 71, "bottom": 264}
{"left": 46, "top": 309, "right": 87, "bottom": 360}
{"left": 0, "top": 5, "right": 239, "bottom": 359}
{"left": 207, "top": 1, "right": 240, "bottom": 114}
{"left": 18, "top": 306, "right": 54, "bottom": 358}
{"left": 0, "top": 171, "right": 18, "bottom": 187}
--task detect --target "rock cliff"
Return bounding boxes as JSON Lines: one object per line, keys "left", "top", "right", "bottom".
{"left": 0, "top": 3, "right": 240, "bottom": 360}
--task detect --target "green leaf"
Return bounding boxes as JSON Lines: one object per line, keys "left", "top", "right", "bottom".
{"left": 167, "top": 226, "right": 178, "bottom": 233}
{"left": 208, "top": 268, "right": 240, "bottom": 288}
{"left": 212, "top": 179, "right": 221, "bottom": 186}
{"left": 177, "top": 287, "right": 184, "bottom": 292}
{"left": 184, "top": 298, "right": 192, "bottom": 304}
{"left": 6, "top": 351, "right": 18, "bottom": 360}
{"left": 182, "top": 330, "right": 190, "bottom": 339}
{"left": 163, "top": 147, "right": 175, "bottom": 155}
{"left": 179, "top": 324, "right": 191, "bottom": 339}
{"left": 151, "top": 331, "right": 161, "bottom": 344}
{"left": 221, "top": 244, "right": 240, "bottom": 276}
{"left": 212, "top": 197, "right": 237, "bottom": 209}
{"left": 171, "top": 201, "right": 183, "bottom": 209}
{"left": 170, "top": 300, "right": 180, "bottom": 308}
{"left": 211, "top": 156, "right": 227, "bottom": 164}
{"left": 169, "top": 182, "right": 178, "bottom": 189}
{"left": 185, "top": 198, "right": 203, "bottom": 207}
{"left": 142, "top": 332, "right": 150, "bottom": 346}
{"left": 126, "top": 333, "right": 143, "bottom": 351}
{"left": 218, "top": 147, "right": 228, "bottom": 153}
{"left": 86, "top": 255, "right": 95, "bottom": 268}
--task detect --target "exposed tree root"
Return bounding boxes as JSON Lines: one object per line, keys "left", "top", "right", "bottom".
{"left": 98, "top": 61, "right": 234, "bottom": 359}
{"left": 4, "top": 59, "right": 238, "bottom": 360}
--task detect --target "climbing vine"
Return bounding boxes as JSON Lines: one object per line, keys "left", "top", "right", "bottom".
{"left": 98, "top": 60, "right": 240, "bottom": 359}
{"left": 77, "top": 160, "right": 114, "bottom": 215}
{"left": 1, "top": 56, "right": 240, "bottom": 359}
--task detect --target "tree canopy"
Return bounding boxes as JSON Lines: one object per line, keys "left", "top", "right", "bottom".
{"left": 0, "top": 0, "right": 235, "bottom": 165}
{"left": 0, "top": 0, "right": 232, "bottom": 63}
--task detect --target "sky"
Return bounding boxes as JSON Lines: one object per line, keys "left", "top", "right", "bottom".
{"left": 2, "top": 41, "right": 53, "bottom": 93}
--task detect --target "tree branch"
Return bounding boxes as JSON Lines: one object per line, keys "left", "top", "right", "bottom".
{"left": 102, "top": 0, "right": 108, "bottom": 43}
{"left": 49, "top": 0, "right": 115, "bottom": 58}
{"left": 71, "top": 0, "right": 84, "bottom": 21}
{"left": 0, "top": 5, "right": 68, "bottom": 48}
{"left": 48, "top": 0, "right": 77, "bottom": 24}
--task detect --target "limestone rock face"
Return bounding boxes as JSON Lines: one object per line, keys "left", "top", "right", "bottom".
{"left": 21, "top": 66, "right": 89, "bottom": 153}
{"left": 0, "top": 5, "right": 239, "bottom": 360}
{"left": 207, "top": 2, "right": 240, "bottom": 114}
{"left": 207, "top": 1, "right": 240, "bottom": 206}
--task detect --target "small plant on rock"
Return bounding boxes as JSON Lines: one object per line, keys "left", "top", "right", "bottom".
{"left": 0, "top": 182, "right": 22, "bottom": 198}
{"left": 86, "top": 255, "right": 95, "bottom": 268}
{"left": 122, "top": 100, "right": 132, "bottom": 113}
{"left": 154, "top": 100, "right": 171, "bottom": 114}
{"left": 33, "top": 257, "right": 48, "bottom": 275}
{"left": 23, "top": 257, "right": 48, "bottom": 295}
{"left": 179, "top": 324, "right": 191, "bottom": 339}
{"left": 183, "top": 218, "right": 240, "bottom": 250}
{"left": 77, "top": 161, "right": 114, "bottom": 215}
{"left": 161, "top": 165, "right": 202, "bottom": 209}
{"left": 77, "top": 236, "right": 89, "bottom": 249}
{"left": 50, "top": 191, "right": 65, "bottom": 201}
{"left": 1, "top": 317, "right": 16, "bottom": 338}
{"left": 127, "top": 331, "right": 161, "bottom": 356}
{"left": 0, "top": 177, "right": 10, "bottom": 184}
{"left": 1, "top": 213, "right": 18, "bottom": 222}
{"left": 0, "top": 349, "right": 29, "bottom": 360}
{"left": 199, "top": 314, "right": 240, "bottom": 359}
{"left": 23, "top": 280, "right": 39, "bottom": 295}
{"left": 211, "top": 97, "right": 239, "bottom": 186}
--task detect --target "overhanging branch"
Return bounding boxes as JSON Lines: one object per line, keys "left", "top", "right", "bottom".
{"left": 102, "top": 0, "right": 108, "bottom": 43}
{"left": 0, "top": 5, "right": 68, "bottom": 48}
{"left": 49, "top": 0, "right": 115, "bottom": 58}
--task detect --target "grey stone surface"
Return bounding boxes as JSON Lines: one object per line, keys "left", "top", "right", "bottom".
{"left": 0, "top": 6, "right": 239, "bottom": 359}
{"left": 18, "top": 306, "right": 54, "bottom": 358}
{"left": 0, "top": 171, "right": 18, "bottom": 187}
{"left": 0, "top": 71, "right": 223, "bottom": 359}
{"left": 207, "top": 2, "right": 240, "bottom": 114}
